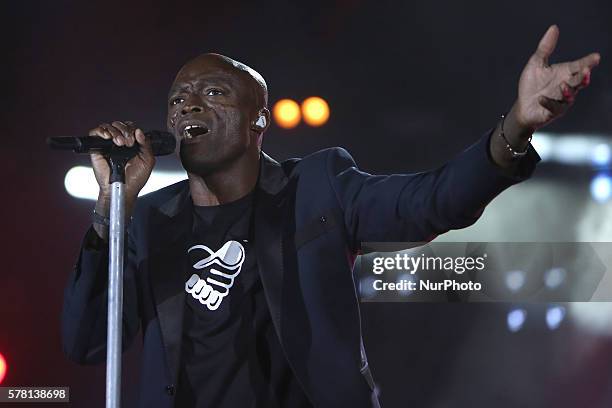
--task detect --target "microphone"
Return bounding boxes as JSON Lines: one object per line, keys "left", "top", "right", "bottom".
{"left": 46, "top": 130, "right": 176, "bottom": 156}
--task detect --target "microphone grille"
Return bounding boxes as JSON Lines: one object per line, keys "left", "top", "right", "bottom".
{"left": 145, "top": 131, "right": 176, "bottom": 156}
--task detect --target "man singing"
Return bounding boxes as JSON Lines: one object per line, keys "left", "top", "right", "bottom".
{"left": 61, "top": 25, "right": 599, "bottom": 407}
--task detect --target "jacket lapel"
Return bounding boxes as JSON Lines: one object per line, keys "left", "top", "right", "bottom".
{"left": 253, "top": 152, "right": 291, "bottom": 344}
{"left": 254, "top": 154, "right": 321, "bottom": 401}
{"left": 253, "top": 189, "right": 286, "bottom": 342}
{"left": 148, "top": 182, "right": 193, "bottom": 385}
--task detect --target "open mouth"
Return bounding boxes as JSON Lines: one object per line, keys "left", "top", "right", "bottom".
{"left": 182, "top": 124, "right": 209, "bottom": 140}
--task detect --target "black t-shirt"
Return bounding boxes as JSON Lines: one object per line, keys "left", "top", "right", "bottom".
{"left": 175, "top": 192, "right": 312, "bottom": 408}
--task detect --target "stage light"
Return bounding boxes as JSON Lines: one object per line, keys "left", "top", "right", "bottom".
{"left": 546, "top": 306, "right": 566, "bottom": 330}
{"left": 64, "top": 166, "right": 187, "bottom": 200}
{"left": 590, "top": 174, "right": 612, "bottom": 202}
{"left": 504, "top": 270, "right": 526, "bottom": 293}
{"left": 507, "top": 308, "right": 526, "bottom": 332}
{"left": 544, "top": 267, "right": 567, "bottom": 289}
{"left": 551, "top": 135, "right": 595, "bottom": 165}
{"left": 532, "top": 132, "right": 612, "bottom": 165}
{"left": 64, "top": 166, "right": 98, "bottom": 200}
{"left": 591, "top": 143, "right": 611, "bottom": 166}
{"left": 0, "top": 353, "right": 6, "bottom": 384}
{"left": 301, "top": 97, "right": 330, "bottom": 127}
{"left": 531, "top": 134, "right": 553, "bottom": 161}
{"left": 273, "top": 99, "right": 301, "bottom": 129}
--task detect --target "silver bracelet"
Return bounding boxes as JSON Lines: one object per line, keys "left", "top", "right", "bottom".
{"left": 499, "top": 114, "right": 531, "bottom": 158}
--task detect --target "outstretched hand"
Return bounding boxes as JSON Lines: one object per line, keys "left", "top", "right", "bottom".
{"left": 515, "top": 25, "right": 600, "bottom": 131}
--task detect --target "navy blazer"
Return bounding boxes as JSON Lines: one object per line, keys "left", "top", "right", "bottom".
{"left": 62, "top": 131, "right": 539, "bottom": 407}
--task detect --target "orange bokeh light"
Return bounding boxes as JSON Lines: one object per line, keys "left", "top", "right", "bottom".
{"left": 0, "top": 353, "right": 6, "bottom": 384}
{"left": 272, "top": 99, "right": 301, "bottom": 129}
{"left": 301, "top": 97, "right": 330, "bottom": 127}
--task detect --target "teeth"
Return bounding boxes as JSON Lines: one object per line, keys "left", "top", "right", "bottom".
{"left": 182, "top": 124, "right": 207, "bottom": 139}
{"left": 184, "top": 125, "right": 195, "bottom": 139}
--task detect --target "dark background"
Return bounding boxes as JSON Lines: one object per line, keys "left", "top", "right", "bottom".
{"left": 2, "top": 0, "right": 612, "bottom": 407}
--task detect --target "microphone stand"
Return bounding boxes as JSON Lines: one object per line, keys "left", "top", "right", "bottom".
{"left": 105, "top": 151, "right": 131, "bottom": 408}
{"left": 48, "top": 131, "right": 175, "bottom": 408}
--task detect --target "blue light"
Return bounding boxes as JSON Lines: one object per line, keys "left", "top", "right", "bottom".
{"left": 546, "top": 306, "right": 566, "bottom": 330}
{"left": 590, "top": 174, "right": 612, "bottom": 202}
{"left": 507, "top": 308, "right": 527, "bottom": 333}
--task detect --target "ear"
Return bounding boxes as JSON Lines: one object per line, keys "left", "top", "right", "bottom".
{"left": 250, "top": 108, "right": 271, "bottom": 133}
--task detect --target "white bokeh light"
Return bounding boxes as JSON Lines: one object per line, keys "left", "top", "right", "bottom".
{"left": 64, "top": 166, "right": 187, "bottom": 200}
{"left": 590, "top": 174, "right": 612, "bottom": 203}
{"left": 591, "top": 143, "right": 611, "bottom": 166}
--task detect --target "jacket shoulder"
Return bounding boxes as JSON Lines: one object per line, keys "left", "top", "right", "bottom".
{"left": 282, "top": 147, "right": 357, "bottom": 176}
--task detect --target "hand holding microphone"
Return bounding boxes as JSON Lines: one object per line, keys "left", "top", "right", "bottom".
{"left": 90, "top": 121, "right": 155, "bottom": 240}
{"left": 48, "top": 120, "right": 176, "bottom": 201}
{"left": 47, "top": 120, "right": 175, "bottom": 240}
{"left": 87, "top": 121, "right": 158, "bottom": 201}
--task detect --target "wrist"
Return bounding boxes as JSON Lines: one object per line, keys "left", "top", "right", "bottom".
{"left": 95, "top": 193, "right": 111, "bottom": 216}
{"left": 507, "top": 102, "right": 536, "bottom": 141}
{"left": 489, "top": 108, "right": 534, "bottom": 169}
{"left": 97, "top": 191, "right": 137, "bottom": 215}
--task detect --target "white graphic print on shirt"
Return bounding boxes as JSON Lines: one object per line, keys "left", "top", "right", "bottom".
{"left": 185, "top": 240, "right": 245, "bottom": 311}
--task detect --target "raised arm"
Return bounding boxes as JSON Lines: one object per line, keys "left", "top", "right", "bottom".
{"left": 330, "top": 26, "right": 599, "bottom": 249}
{"left": 490, "top": 25, "right": 600, "bottom": 169}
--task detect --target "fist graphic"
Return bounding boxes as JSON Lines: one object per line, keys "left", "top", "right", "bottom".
{"left": 185, "top": 240, "right": 245, "bottom": 311}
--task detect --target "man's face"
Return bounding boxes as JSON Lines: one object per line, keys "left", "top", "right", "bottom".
{"left": 167, "top": 56, "right": 258, "bottom": 175}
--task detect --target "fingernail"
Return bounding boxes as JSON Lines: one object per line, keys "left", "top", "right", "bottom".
{"left": 562, "top": 87, "right": 570, "bottom": 98}
{"left": 582, "top": 72, "right": 590, "bottom": 86}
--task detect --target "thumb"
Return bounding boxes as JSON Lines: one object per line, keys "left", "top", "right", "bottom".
{"left": 533, "top": 25, "right": 559, "bottom": 65}
{"left": 135, "top": 128, "right": 154, "bottom": 156}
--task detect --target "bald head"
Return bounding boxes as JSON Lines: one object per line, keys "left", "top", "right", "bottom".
{"left": 167, "top": 53, "right": 271, "bottom": 177}
{"left": 177, "top": 53, "right": 268, "bottom": 108}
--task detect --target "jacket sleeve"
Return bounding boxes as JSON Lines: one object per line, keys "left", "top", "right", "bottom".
{"left": 61, "top": 224, "right": 141, "bottom": 365}
{"left": 327, "top": 130, "right": 540, "bottom": 249}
